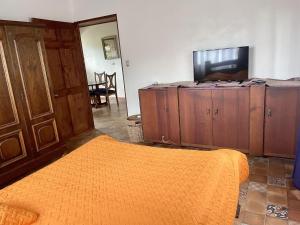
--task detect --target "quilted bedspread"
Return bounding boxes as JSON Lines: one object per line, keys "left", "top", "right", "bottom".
{"left": 0, "top": 135, "right": 248, "bottom": 225}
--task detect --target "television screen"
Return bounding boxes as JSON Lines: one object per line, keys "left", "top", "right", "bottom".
{"left": 193, "top": 46, "right": 249, "bottom": 82}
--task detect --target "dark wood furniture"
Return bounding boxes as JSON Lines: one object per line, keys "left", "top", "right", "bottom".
{"left": 139, "top": 84, "right": 300, "bottom": 158}
{"left": 264, "top": 87, "right": 300, "bottom": 158}
{"left": 31, "top": 18, "right": 94, "bottom": 140}
{"left": 0, "top": 21, "right": 63, "bottom": 186}
{"left": 139, "top": 87, "right": 180, "bottom": 145}
{"left": 179, "top": 87, "right": 249, "bottom": 152}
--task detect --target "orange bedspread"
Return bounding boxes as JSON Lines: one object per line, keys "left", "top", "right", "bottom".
{"left": 0, "top": 136, "right": 248, "bottom": 225}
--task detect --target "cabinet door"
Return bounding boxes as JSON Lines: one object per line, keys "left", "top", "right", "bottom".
{"left": 139, "top": 89, "right": 166, "bottom": 143}
{"left": 179, "top": 89, "right": 213, "bottom": 146}
{"left": 0, "top": 27, "right": 31, "bottom": 169}
{"left": 6, "top": 26, "right": 60, "bottom": 153}
{"left": 32, "top": 18, "right": 93, "bottom": 139}
{"left": 212, "top": 88, "right": 249, "bottom": 151}
{"left": 139, "top": 88, "right": 180, "bottom": 144}
{"left": 264, "top": 87, "right": 300, "bottom": 158}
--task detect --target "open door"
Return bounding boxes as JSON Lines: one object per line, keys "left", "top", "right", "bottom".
{"left": 31, "top": 18, "right": 94, "bottom": 140}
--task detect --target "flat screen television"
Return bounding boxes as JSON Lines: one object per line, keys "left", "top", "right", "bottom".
{"left": 193, "top": 46, "right": 249, "bottom": 82}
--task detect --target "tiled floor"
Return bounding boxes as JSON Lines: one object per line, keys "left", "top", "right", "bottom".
{"left": 89, "top": 100, "right": 300, "bottom": 225}
{"left": 235, "top": 157, "right": 300, "bottom": 225}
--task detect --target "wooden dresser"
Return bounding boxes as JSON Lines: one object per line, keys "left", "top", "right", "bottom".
{"left": 139, "top": 82, "right": 300, "bottom": 158}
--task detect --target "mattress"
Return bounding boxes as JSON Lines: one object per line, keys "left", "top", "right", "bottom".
{"left": 0, "top": 135, "right": 249, "bottom": 225}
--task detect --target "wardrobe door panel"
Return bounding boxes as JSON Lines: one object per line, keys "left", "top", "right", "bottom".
{"left": 53, "top": 96, "right": 73, "bottom": 139}
{"left": 0, "top": 26, "right": 33, "bottom": 169}
{"left": 68, "top": 93, "right": 91, "bottom": 134}
{"left": 32, "top": 119, "right": 59, "bottom": 151}
{"left": 12, "top": 34, "right": 53, "bottom": 119}
{"left": 6, "top": 26, "right": 60, "bottom": 153}
{"left": 46, "top": 48, "right": 65, "bottom": 91}
{"left": 0, "top": 41, "right": 19, "bottom": 128}
{"left": 60, "top": 47, "right": 81, "bottom": 88}
{"left": 0, "top": 131, "right": 27, "bottom": 167}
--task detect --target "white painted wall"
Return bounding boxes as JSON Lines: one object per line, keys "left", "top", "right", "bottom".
{"left": 72, "top": 0, "right": 300, "bottom": 115}
{"left": 80, "top": 22, "right": 125, "bottom": 97}
{"left": 0, "top": 0, "right": 73, "bottom": 22}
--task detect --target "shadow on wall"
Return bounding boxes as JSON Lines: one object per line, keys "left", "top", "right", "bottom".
{"left": 80, "top": 22, "right": 125, "bottom": 97}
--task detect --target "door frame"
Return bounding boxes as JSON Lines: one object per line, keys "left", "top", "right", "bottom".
{"left": 75, "top": 14, "right": 128, "bottom": 116}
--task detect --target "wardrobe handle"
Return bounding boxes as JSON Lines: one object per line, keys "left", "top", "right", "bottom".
{"left": 214, "top": 109, "right": 219, "bottom": 116}
{"left": 207, "top": 109, "right": 211, "bottom": 115}
{"left": 267, "top": 108, "right": 272, "bottom": 117}
{"left": 54, "top": 94, "right": 59, "bottom": 98}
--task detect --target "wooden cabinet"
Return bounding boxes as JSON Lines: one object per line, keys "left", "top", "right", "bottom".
{"left": 264, "top": 87, "right": 300, "bottom": 158}
{"left": 0, "top": 21, "right": 63, "bottom": 186}
{"left": 139, "top": 87, "right": 180, "bottom": 145}
{"left": 179, "top": 88, "right": 249, "bottom": 151}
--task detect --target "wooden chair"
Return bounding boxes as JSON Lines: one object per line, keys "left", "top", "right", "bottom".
{"left": 94, "top": 72, "right": 106, "bottom": 84}
{"left": 97, "top": 72, "right": 119, "bottom": 109}
{"left": 93, "top": 72, "right": 107, "bottom": 105}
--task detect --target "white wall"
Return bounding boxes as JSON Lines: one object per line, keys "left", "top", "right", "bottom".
{"left": 0, "top": 0, "right": 73, "bottom": 22}
{"left": 80, "top": 22, "right": 125, "bottom": 97}
{"left": 72, "top": 0, "right": 300, "bottom": 115}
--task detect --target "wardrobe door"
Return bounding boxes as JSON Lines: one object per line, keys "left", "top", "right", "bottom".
{"left": 0, "top": 27, "right": 31, "bottom": 169}
{"left": 5, "top": 26, "right": 60, "bottom": 154}
{"left": 179, "top": 89, "right": 213, "bottom": 146}
{"left": 31, "top": 18, "right": 94, "bottom": 140}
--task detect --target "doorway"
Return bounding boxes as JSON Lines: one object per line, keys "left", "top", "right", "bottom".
{"left": 78, "top": 15, "right": 129, "bottom": 141}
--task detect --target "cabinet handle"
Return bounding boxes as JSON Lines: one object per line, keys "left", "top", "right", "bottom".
{"left": 54, "top": 94, "right": 59, "bottom": 98}
{"left": 161, "top": 136, "right": 168, "bottom": 143}
{"left": 214, "top": 109, "right": 219, "bottom": 116}
{"left": 207, "top": 109, "right": 211, "bottom": 115}
{"left": 267, "top": 108, "right": 272, "bottom": 117}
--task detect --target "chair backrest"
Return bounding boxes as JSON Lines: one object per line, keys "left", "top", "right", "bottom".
{"left": 105, "top": 72, "right": 117, "bottom": 90}
{"left": 94, "top": 72, "right": 106, "bottom": 84}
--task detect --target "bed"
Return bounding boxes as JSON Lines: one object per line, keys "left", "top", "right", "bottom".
{"left": 0, "top": 135, "right": 248, "bottom": 225}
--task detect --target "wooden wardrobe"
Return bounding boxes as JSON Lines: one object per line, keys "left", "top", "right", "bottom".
{"left": 0, "top": 20, "right": 93, "bottom": 186}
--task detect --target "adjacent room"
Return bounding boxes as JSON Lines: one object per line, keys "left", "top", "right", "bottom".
{"left": 79, "top": 20, "right": 128, "bottom": 141}
{"left": 0, "top": 1, "right": 300, "bottom": 225}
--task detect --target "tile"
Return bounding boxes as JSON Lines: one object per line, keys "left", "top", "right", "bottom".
{"left": 267, "top": 193, "right": 288, "bottom": 206}
{"left": 289, "top": 199, "right": 300, "bottom": 211}
{"left": 269, "top": 167, "right": 286, "bottom": 177}
{"left": 242, "top": 211, "right": 265, "bottom": 225}
{"left": 249, "top": 174, "right": 268, "bottom": 183}
{"left": 289, "top": 209, "right": 300, "bottom": 222}
{"left": 245, "top": 191, "right": 266, "bottom": 214}
{"left": 268, "top": 176, "right": 287, "bottom": 188}
{"left": 288, "top": 190, "right": 300, "bottom": 201}
{"left": 249, "top": 182, "right": 267, "bottom": 192}
{"left": 240, "top": 188, "right": 248, "bottom": 205}
{"left": 266, "top": 216, "right": 288, "bottom": 225}
{"left": 268, "top": 186, "right": 288, "bottom": 196}
{"left": 266, "top": 204, "right": 288, "bottom": 219}
{"left": 253, "top": 167, "right": 268, "bottom": 176}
